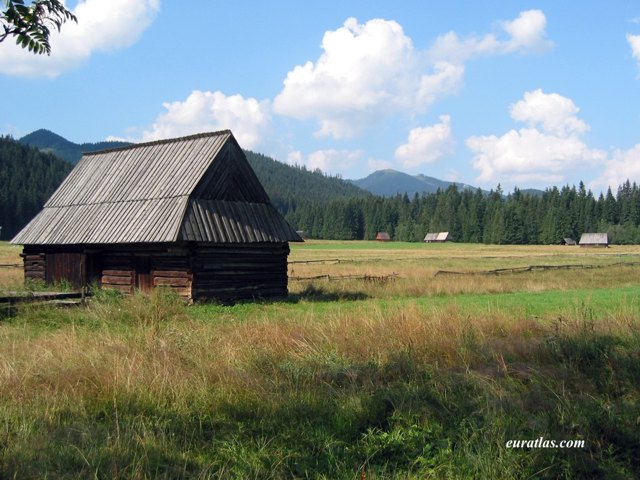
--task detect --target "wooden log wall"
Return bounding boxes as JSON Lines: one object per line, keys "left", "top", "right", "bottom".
{"left": 153, "top": 255, "right": 192, "bottom": 299}
{"left": 22, "top": 251, "right": 46, "bottom": 283}
{"left": 191, "top": 243, "right": 290, "bottom": 301}
{"left": 101, "top": 253, "right": 193, "bottom": 299}
{"left": 101, "top": 254, "right": 134, "bottom": 295}
{"left": 20, "top": 243, "right": 290, "bottom": 302}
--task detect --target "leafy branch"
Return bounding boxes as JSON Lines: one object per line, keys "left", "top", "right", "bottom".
{"left": 0, "top": 0, "right": 77, "bottom": 55}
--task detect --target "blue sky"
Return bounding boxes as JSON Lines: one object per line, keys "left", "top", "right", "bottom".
{"left": 1, "top": 1, "right": 640, "bottom": 193}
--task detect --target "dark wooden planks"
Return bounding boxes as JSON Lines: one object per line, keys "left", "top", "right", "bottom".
{"left": 191, "top": 243, "right": 290, "bottom": 301}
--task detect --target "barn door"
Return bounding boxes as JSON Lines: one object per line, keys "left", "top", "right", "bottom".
{"left": 46, "top": 252, "right": 85, "bottom": 288}
{"left": 134, "top": 256, "right": 153, "bottom": 292}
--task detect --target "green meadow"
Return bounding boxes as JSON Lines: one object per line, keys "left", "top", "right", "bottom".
{"left": 1, "top": 240, "right": 640, "bottom": 479}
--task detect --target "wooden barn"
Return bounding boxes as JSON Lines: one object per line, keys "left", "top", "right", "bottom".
{"left": 424, "top": 232, "right": 451, "bottom": 243}
{"left": 578, "top": 233, "right": 609, "bottom": 248}
{"left": 11, "top": 130, "right": 303, "bottom": 301}
{"left": 375, "top": 232, "right": 391, "bottom": 242}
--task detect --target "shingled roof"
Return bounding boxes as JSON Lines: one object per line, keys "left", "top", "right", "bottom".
{"left": 424, "top": 232, "right": 450, "bottom": 242}
{"left": 12, "top": 130, "right": 302, "bottom": 245}
{"left": 578, "top": 233, "right": 608, "bottom": 246}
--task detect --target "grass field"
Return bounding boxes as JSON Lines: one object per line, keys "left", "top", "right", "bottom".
{"left": 1, "top": 240, "right": 640, "bottom": 478}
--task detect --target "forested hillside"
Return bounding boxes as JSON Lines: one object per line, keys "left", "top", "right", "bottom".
{"left": 245, "top": 150, "right": 370, "bottom": 214}
{"left": 0, "top": 136, "right": 73, "bottom": 240}
{"left": 7, "top": 130, "right": 640, "bottom": 245}
{"left": 286, "top": 182, "right": 640, "bottom": 244}
{"left": 20, "top": 129, "right": 130, "bottom": 164}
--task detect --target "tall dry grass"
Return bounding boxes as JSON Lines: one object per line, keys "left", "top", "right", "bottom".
{"left": 2, "top": 289, "right": 640, "bottom": 477}
{"left": 0, "top": 242, "right": 23, "bottom": 289}
{"left": 289, "top": 262, "right": 640, "bottom": 300}
{"left": 1, "top": 292, "right": 636, "bottom": 409}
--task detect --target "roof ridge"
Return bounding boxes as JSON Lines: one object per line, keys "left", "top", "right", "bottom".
{"left": 83, "top": 130, "right": 233, "bottom": 156}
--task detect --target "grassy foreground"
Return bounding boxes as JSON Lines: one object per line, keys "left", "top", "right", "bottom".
{"left": 1, "top": 241, "right": 640, "bottom": 478}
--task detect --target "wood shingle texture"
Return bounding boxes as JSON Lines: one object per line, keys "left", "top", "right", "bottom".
{"left": 12, "top": 130, "right": 303, "bottom": 301}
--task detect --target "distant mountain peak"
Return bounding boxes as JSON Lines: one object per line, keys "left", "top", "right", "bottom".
{"left": 19, "top": 129, "right": 132, "bottom": 164}
{"left": 350, "top": 169, "right": 480, "bottom": 197}
{"left": 22, "top": 128, "right": 65, "bottom": 140}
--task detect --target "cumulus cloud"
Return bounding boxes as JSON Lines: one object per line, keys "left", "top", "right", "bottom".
{"left": 501, "top": 9, "right": 554, "bottom": 53}
{"left": 0, "top": 0, "right": 160, "bottom": 77}
{"left": 287, "top": 149, "right": 363, "bottom": 174}
{"left": 428, "top": 10, "right": 552, "bottom": 63}
{"left": 592, "top": 144, "right": 640, "bottom": 191}
{"left": 467, "top": 90, "right": 606, "bottom": 187}
{"left": 141, "top": 90, "right": 271, "bottom": 149}
{"left": 628, "top": 33, "right": 640, "bottom": 68}
{"left": 395, "top": 115, "right": 454, "bottom": 168}
{"left": 274, "top": 11, "right": 552, "bottom": 139}
{"left": 509, "top": 89, "right": 588, "bottom": 137}
{"left": 417, "top": 62, "right": 465, "bottom": 107}
{"left": 467, "top": 128, "right": 603, "bottom": 184}
{"left": 285, "top": 150, "right": 304, "bottom": 167}
{"left": 273, "top": 17, "right": 421, "bottom": 138}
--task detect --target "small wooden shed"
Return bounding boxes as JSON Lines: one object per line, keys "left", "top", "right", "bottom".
{"left": 562, "top": 237, "right": 577, "bottom": 246}
{"left": 424, "top": 232, "right": 450, "bottom": 243}
{"left": 376, "top": 232, "right": 391, "bottom": 242}
{"left": 578, "top": 233, "right": 608, "bottom": 248}
{"left": 11, "top": 130, "right": 302, "bottom": 301}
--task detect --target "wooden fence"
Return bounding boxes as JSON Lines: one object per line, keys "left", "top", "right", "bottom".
{"left": 290, "top": 272, "right": 400, "bottom": 283}
{"left": 434, "top": 262, "right": 640, "bottom": 276}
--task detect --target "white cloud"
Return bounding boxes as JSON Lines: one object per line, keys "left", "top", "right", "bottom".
{"left": 417, "top": 62, "right": 465, "bottom": 107}
{"left": 286, "top": 150, "right": 304, "bottom": 167}
{"left": 467, "top": 128, "right": 604, "bottom": 184}
{"left": 501, "top": 9, "right": 554, "bottom": 53}
{"left": 274, "top": 11, "right": 552, "bottom": 139}
{"left": 395, "top": 115, "right": 454, "bottom": 168}
{"left": 427, "top": 31, "right": 499, "bottom": 64}
{"left": 273, "top": 17, "right": 420, "bottom": 138}
{"left": 627, "top": 33, "right": 640, "bottom": 68}
{"left": 592, "top": 144, "right": 640, "bottom": 191}
{"left": 0, "top": 0, "right": 160, "bottom": 77}
{"left": 428, "top": 9, "right": 553, "bottom": 63}
{"left": 290, "top": 149, "right": 363, "bottom": 175}
{"left": 509, "top": 89, "right": 588, "bottom": 137}
{"left": 467, "top": 90, "right": 606, "bottom": 187}
{"left": 141, "top": 90, "right": 271, "bottom": 149}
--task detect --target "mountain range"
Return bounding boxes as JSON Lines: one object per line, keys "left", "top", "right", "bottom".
{"left": 350, "top": 169, "right": 479, "bottom": 197}
{"left": 17, "top": 129, "right": 487, "bottom": 198}
{"left": 19, "top": 129, "right": 131, "bottom": 164}
{"left": 14, "top": 130, "right": 369, "bottom": 218}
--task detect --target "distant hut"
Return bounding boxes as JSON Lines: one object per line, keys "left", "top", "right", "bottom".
{"left": 424, "top": 232, "right": 450, "bottom": 243}
{"left": 578, "top": 233, "right": 608, "bottom": 248}
{"left": 376, "top": 232, "right": 391, "bottom": 242}
{"left": 562, "top": 237, "right": 577, "bottom": 246}
{"left": 11, "top": 130, "right": 303, "bottom": 302}
{"left": 424, "top": 233, "right": 437, "bottom": 243}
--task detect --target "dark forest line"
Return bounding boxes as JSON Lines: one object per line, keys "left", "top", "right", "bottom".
{"left": 283, "top": 182, "right": 640, "bottom": 244}
{"left": 0, "top": 136, "right": 73, "bottom": 240}
{"left": 3, "top": 135, "right": 640, "bottom": 244}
